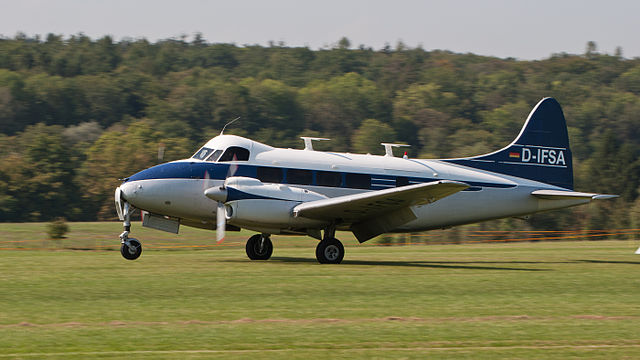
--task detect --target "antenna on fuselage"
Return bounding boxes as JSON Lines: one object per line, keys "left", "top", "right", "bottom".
{"left": 301, "top": 137, "right": 330, "bottom": 151}
{"left": 220, "top": 117, "right": 241, "bottom": 135}
{"left": 381, "top": 143, "right": 410, "bottom": 157}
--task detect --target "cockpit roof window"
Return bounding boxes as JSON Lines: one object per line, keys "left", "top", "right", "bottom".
{"left": 192, "top": 147, "right": 213, "bottom": 160}
{"left": 218, "top": 146, "right": 250, "bottom": 162}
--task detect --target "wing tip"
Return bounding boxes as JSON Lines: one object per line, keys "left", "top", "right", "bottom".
{"left": 438, "top": 180, "right": 470, "bottom": 189}
{"left": 592, "top": 194, "right": 618, "bottom": 200}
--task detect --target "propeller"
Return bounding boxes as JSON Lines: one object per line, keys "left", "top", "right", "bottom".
{"left": 216, "top": 201, "right": 226, "bottom": 243}
{"left": 205, "top": 182, "right": 229, "bottom": 243}
{"left": 207, "top": 155, "right": 238, "bottom": 244}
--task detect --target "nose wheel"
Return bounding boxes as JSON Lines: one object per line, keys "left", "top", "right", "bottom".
{"left": 121, "top": 238, "right": 142, "bottom": 260}
{"left": 117, "top": 197, "right": 143, "bottom": 261}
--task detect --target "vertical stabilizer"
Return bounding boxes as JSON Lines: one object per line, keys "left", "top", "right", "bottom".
{"left": 445, "top": 98, "right": 573, "bottom": 189}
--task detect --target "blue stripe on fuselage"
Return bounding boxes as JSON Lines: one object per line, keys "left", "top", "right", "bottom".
{"left": 126, "top": 162, "right": 257, "bottom": 182}
{"left": 124, "top": 162, "right": 515, "bottom": 190}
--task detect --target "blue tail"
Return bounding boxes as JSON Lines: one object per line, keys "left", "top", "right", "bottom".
{"left": 445, "top": 98, "right": 573, "bottom": 189}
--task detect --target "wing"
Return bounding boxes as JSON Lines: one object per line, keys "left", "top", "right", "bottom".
{"left": 531, "top": 189, "right": 618, "bottom": 200}
{"left": 293, "top": 180, "right": 469, "bottom": 243}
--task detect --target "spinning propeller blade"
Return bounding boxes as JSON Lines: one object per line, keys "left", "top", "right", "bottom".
{"left": 212, "top": 154, "right": 239, "bottom": 244}
{"left": 216, "top": 201, "right": 226, "bottom": 244}
{"left": 227, "top": 154, "right": 238, "bottom": 178}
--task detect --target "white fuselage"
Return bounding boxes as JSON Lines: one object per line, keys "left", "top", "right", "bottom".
{"left": 119, "top": 135, "right": 589, "bottom": 235}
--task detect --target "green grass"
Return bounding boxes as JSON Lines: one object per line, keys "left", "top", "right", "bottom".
{"left": 1, "top": 223, "right": 640, "bottom": 358}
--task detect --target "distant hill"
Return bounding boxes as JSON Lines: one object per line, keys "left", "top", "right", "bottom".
{"left": 0, "top": 35, "right": 638, "bottom": 229}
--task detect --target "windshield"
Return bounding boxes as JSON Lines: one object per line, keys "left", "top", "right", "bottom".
{"left": 192, "top": 146, "right": 249, "bottom": 162}
{"left": 205, "top": 149, "right": 223, "bottom": 162}
{"left": 192, "top": 147, "right": 214, "bottom": 160}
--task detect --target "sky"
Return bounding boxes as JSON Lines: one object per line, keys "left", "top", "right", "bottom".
{"left": 1, "top": 0, "right": 639, "bottom": 60}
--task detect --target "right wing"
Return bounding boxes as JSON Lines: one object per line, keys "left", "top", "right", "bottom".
{"left": 294, "top": 180, "right": 469, "bottom": 242}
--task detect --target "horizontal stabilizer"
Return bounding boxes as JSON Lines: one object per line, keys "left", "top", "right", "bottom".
{"left": 531, "top": 189, "right": 618, "bottom": 201}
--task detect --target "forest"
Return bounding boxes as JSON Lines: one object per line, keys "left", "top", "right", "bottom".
{"left": 1, "top": 34, "right": 639, "bottom": 234}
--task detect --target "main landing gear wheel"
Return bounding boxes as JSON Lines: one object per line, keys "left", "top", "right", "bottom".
{"left": 121, "top": 238, "right": 142, "bottom": 260}
{"left": 316, "top": 238, "right": 344, "bottom": 264}
{"left": 246, "top": 234, "right": 273, "bottom": 260}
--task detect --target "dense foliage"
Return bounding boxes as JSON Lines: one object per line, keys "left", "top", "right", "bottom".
{"left": 1, "top": 34, "right": 639, "bottom": 232}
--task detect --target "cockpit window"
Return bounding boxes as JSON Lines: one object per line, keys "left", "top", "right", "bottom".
{"left": 205, "top": 149, "right": 223, "bottom": 162}
{"left": 218, "top": 146, "right": 250, "bottom": 162}
{"left": 192, "top": 147, "right": 214, "bottom": 160}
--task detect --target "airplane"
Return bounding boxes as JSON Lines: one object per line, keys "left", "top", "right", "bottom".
{"left": 114, "top": 97, "right": 619, "bottom": 264}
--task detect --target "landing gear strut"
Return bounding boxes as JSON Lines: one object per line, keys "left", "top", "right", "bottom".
{"left": 119, "top": 202, "right": 142, "bottom": 260}
{"left": 246, "top": 234, "right": 273, "bottom": 260}
{"left": 315, "top": 224, "right": 344, "bottom": 264}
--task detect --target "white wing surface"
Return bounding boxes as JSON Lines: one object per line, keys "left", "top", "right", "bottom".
{"left": 293, "top": 180, "right": 469, "bottom": 242}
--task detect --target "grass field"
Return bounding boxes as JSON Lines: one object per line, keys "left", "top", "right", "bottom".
{"left": 1, "top": 223, "right": 640, "bottom": 359}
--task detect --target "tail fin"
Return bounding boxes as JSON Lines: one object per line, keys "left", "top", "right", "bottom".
{"left": 445, "top": 98, "right": 573, "bottom": 189}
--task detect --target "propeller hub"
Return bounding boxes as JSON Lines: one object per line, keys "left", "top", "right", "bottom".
{"left": 204, "top": 186, "right": 228, "bottom": 202}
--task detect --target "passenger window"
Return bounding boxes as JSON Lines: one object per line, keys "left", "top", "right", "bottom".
{"left": 345, "top": 173, "right": 370, "bottom": 189}
{"left": 257, "top": 167, "right": 283, "bottom": 183}
{"left": 287, "top": 169, "right": 313, "bottom": 185}
{"left": 218, "top": 146, "right": 250, "bottom": 162}
{"left": 316, "top": 171, "right": 342, "bottom": 187}
{"left": 396, "top": 176, "right": 409, "bottom": 187}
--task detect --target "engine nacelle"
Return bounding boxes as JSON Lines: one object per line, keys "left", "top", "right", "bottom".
{"left": 225, "top": 199, "right": 327, "bottom": 230}
{"left": 219, "top": 177, "right": 329, "bottom": 232}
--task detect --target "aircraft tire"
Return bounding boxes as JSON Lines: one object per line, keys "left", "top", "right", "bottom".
{"left": 246, "top": 234, "right": 273, "bottom": 260}
{"left": 121, "top": 238, "right": 142, "bottom": 260}
{"left": 315, "top": 238, "right": 344, "bottom": 264}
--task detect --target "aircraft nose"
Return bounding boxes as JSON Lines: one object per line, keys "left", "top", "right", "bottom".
{"left": 120, "top": 181, "right": 143, "bottom": 202}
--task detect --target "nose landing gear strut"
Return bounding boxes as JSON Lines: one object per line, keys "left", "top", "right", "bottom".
{"left": 119, "top": 201, "right": 142, "bottom": 260}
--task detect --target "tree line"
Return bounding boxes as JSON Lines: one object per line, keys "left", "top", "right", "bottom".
{"left": 1, "top": 34, "right": 640, "bottom": 234}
